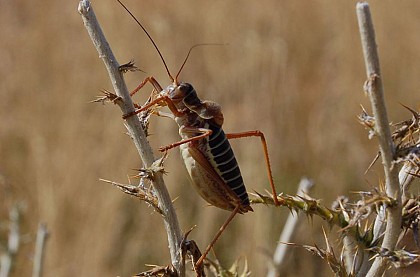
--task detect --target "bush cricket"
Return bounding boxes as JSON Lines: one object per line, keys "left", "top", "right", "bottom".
{"left": 117, "top": 0, "right": 280, "bottom": 270}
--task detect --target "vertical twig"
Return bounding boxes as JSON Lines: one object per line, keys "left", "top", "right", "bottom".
{"left": 266, "top": 177, "right": 314, "bottom": 277}
{"left": 356, "top": 2, "right": 402, "bottom": 276}
{"left": 32, "top": 223, "right": 48, "bottom": 277}
{"left": 77, "top": 1, "right": 185, "bottom": 275}
{"left": 0, "top": 206, "right": 20, "bottom": 277}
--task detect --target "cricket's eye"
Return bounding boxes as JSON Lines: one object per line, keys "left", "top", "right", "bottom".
{"left": 179, "top": 83, "right": 193, "bottom": 92}
{"left": 169, "top": 86, "right": 184, "bottom": 102}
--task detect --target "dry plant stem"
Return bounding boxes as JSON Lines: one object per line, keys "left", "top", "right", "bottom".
{"left": 372, "top": 205, "right": 386, "bottom": 246}
{"left": 0, "top": 206, "right": 20, "bottom": 277}
{"left": 78, "top": 1, "right": 185, "bottom": 275}
{"left": 399, "top": 163, "right": 416, "bottom": 203}
{"left": 356, "top": 2, "right": 402, "bottom": 276}
{"left": 32, "top": 223, "right": 48, "bottom": 277}
{"left": 342, "top": 236, "right": 370, "bottom": 277}
{"left": 266, "top": 177, "right": 314, "bottom": 277}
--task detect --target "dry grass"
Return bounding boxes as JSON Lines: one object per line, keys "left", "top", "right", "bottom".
{"left": 0, "top": 0, "right": 419, "bottom": 276}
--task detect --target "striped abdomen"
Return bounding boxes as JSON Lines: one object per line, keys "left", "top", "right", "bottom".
{"left": 206, "top": 123, "right": 250, "bottom": 207}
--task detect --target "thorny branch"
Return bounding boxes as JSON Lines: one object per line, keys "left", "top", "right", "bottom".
{"left": 78, "top": 1, "right": 185, "bottom": 275}
{"left": 252, "top": 189, "right": 396, "bottom": 238}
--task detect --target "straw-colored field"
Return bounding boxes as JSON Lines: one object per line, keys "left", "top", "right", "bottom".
{"left": 1, "top": 0, "right": 419, "bottom": 276}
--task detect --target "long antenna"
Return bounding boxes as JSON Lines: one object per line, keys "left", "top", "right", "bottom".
{"left": 176, "top": 44, "right": 206, "bottom": 81}
{"left": 175, "top": 43, "right": 226, "bottom": 81}
{"left": 116, "top": 0, "right": 175, "bottom": 83}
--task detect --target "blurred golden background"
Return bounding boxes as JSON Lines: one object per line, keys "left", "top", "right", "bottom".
{"left": 1, "top": 0, "right": 419, "bottom": 276}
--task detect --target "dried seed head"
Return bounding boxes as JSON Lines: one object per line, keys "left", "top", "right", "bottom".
{"left": 90, "top": 89, "right": 122, "bottom": 105}
{"left": 331, "top": 196, "right": 349, "bottom": 212}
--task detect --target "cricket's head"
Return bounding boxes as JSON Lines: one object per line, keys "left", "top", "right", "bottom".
{"left": 118, "top": 0, "right": 223, "bottom": 125}
{"left": 165, "top": 82, "right": 196, "bottom": 107}
{"left": 168, "top": 82, "right": 224, "bottom": 126}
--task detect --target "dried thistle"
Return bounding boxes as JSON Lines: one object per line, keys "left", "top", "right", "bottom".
{"left": 331, "top": 196, "right": 350, "bottom": 212}
{"left": 118, "top": 60, "right": 144, "bottom": 73}
{"left": 358, "top": 105, "right": 376, "bottom": 139}
{"left": 362, "top": 105, "right": 420, "bottom": 174}
{"left": 100, "top": 178, "right": 162, "bottom": 214}
{"left": 90, "top": 89, "right": 122, "bottom": 105}
{"left": 391, "top": 106, "right": 420, "bottom": 175}
{"left": 368, "top": 247, "right": 420, "bottom": 268}
{"left": 135, "top": 152, "right": 168, "bottom": 181}
{"left": 337, "top": 188, "right": 396, "bottom": 244}
{"left": 392, "top": 104, "right": 419, "bottom": 145}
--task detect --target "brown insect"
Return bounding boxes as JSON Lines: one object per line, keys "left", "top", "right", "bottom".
{"left": 117, "top": 0, "right": 280, "bottom": 270}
